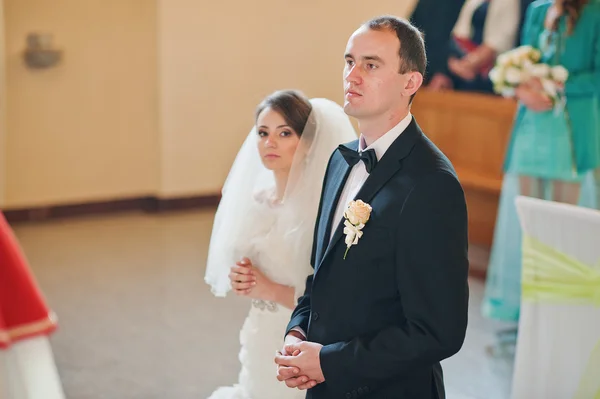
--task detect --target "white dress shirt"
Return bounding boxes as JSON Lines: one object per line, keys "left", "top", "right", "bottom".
{"left": 291, "top": 112, "right": 413, "bottom": 339}
{"left": 329, "top": 112, "right": 413, "bottom": 241}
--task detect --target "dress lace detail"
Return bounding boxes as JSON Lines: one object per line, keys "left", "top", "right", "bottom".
{"left": 207, "top": 192, "right": 310, "bottom": 399}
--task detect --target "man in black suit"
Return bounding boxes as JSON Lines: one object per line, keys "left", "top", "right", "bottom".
{"left": 409, "top": 0, "right": 465, "bottom": 86}
{"left": 275, "top": 16, "right": 469, "bottom": 399}
{"left": 517, "top": 0, "right": 536, "bottom": 46}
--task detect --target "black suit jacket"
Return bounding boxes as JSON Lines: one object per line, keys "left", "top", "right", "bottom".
{"left": 517, "top": 0, "right": 536, "bottom": 46}
{"left": 286, "top": 118, "right": 469, "bottom": 399}
{"left": 409, "top": 0, "right": 465, "bottom": 83}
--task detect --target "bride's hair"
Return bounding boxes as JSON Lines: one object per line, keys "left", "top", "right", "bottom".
{"left": 255, "top": 90, "right": 313, "bottom": 137}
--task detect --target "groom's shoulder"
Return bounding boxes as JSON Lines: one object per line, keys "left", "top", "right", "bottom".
{"left": 329, "top": 139, "right": 359, "bottom": 162}
{"left": 338, "top": 139, "right": 360, "bottom": 151}
{"left": 405, "top": 135, "right": 464, "bottom": 203}
{"left": 410, "top": 127, "right": 458, "bottom": 178}
{"left": 320, "top": 139, "right": 359, "bottom": 178}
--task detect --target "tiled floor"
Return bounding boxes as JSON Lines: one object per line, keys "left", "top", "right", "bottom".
{"left": 12, "top": 209, "right": 516, "bottom": 399}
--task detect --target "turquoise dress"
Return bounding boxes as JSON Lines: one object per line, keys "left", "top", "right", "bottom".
{"left": 482, "top": 0, "right": 600, "bottom": 322}
{"left": 505, "top": 0, "right": 600, "bottom": 180}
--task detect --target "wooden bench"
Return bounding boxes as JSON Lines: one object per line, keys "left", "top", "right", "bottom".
{"left": 412, "top": 90, "right": 518, "bottom": 248}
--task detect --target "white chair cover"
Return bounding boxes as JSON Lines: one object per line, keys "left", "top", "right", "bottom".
{"left": 511, "top": 196, "right": 600, "bottom": 399}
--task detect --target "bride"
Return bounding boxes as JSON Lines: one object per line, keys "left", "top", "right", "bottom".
{"left": 204, "top": 89, "right": 357, "bottom": 399}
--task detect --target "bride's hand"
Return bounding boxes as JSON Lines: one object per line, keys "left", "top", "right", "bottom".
{"left": 245, "top": 263, "right": 276, "bottom": 301}
{"left": 229, "top": 258, "right": 275, "bottom": 300}
{"left": 515, "top": 85, "right": 553, "bottom": 112}
{"left": 229, "top": 258, "right": 256, "bottom": 295}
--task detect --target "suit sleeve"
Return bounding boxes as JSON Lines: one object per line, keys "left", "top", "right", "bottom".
{"left": 285, "top": 152, "right": 336, "bottom": 337}
{"left": 319, "top": 171, "right": 469, "bottom": 394}
{"left": 286, "top": 276, "right": 313, "bottom": 335}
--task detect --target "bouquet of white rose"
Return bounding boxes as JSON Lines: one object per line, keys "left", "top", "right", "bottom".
{"left": 489, "top": 45, "right": 569, "bottom": 108}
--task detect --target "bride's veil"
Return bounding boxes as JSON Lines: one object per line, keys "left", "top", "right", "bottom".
{"left": 204, "top": 97, "right": 357, "bottom": 297}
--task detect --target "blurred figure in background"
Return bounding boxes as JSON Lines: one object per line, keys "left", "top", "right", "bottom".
{"left": 409, "top": 0, "right": 465, "bottom": 85}
{"left": 428, "top": 0, "right": 521, "bottom": 93}
{"left": 483, "top": 0, "right": 600, "bottom": 351}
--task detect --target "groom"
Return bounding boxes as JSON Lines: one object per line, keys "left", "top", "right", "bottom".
{"left": 275, "top": 15, "right": 469, "bottom": 399}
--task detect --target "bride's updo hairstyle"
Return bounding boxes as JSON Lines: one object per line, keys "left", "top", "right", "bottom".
{"left": 255, "top": 90, "right": 313, "bottom": 137}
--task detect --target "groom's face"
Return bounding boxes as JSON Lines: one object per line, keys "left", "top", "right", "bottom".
{"left": 343, "top": 27, "right": 408, "bottom": 119}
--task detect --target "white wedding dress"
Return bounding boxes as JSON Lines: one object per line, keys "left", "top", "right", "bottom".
{"left": 204, "top": 97, "right": 358, "bottom": 399}
{"left": 208, "top": 194, "right": 311, "bottom": 399}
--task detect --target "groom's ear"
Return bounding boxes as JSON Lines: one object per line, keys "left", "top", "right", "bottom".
{"left": 402, "top": 71, "right": 423, "bottom": 98}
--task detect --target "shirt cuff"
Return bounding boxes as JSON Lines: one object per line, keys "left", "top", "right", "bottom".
{"left": 290, "top": 326, "right": 306, "bottom": 339}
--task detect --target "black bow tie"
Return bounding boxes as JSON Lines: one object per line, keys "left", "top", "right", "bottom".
{"left": 338, "top": 145, "right": 378, "bottom": 173}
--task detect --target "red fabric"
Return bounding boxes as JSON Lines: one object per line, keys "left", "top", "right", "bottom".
{"left": 453, "top": 35, "right": 495, "bottom": 77}
{"left": 0, "top": 212, "right": 57, "bottom": 349}
{"left": 454, "top": 35, "right": 480, "bottom": 54}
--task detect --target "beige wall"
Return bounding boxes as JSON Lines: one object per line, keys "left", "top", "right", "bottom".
{"left": 157, "top": 0, "right": 417, "bottom": 197}
{"left": 3, "top": 0, "right": 417, "bottom": 208}
{"left": 0, "top": 0, "right": 6, "bottom": 207}
{"left": 4, "top": 0, "right": 159, "bottom": 208}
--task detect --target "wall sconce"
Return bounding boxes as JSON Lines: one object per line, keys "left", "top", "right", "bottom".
{"left": 23, "top": 33, "right": 62, "bottom": 69}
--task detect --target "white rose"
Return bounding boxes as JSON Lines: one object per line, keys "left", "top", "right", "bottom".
{"left": 488, "top": 66, "right": 503, "bottom": 84}
{"left": 529, "top": 63, "right": 552, "bottom": 78}
{"left": 529, "top": 49, "right": 542, "bottom": 63}
{"left": 522, "top": 59, "right": 534, "bottom": 70}
{"left": 509, "top": 51, "right": 523, "bottom": 66}
{"left": 508, "top": 46, "right": 529, "bottom": 65}
{"left": 344, "top": 199, "right": 372, "bottom": 225}
{"left": 519, "top": 45, "right": 533, "bottom": 54}
{"left": 551, "top": 65, "right": 569, "bottom": 82}
{"left": 494, "top": 84, "right": 516, "bottom": 98}
{"left": 519, "top": 51, "right": 534, "bottom": 65}
{"left": 505, "top": 66, "right": 523, "bottom": 85}
{"left": 514, "top": 45, "right": 531, "bottom": 57}
{"left": 541, "top": 78, "right": 558, "bottom": 99}
{"left": 496, "top": 53, "right": 510, "bottom": 67}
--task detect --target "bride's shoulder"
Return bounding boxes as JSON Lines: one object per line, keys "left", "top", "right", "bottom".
{"left": 253, "top": 188, "right": 280, "bottom": 207}
{"left": 253, "top": 188, "right": 271, "bottom": 203}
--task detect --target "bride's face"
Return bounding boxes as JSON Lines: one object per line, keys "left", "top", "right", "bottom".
{"left": 256, "top": 107, "right": 302, "bottom": 172}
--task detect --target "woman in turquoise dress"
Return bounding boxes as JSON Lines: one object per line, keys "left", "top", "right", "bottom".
{"left": 482, "top": 0, "right": 600, "bottom": 336}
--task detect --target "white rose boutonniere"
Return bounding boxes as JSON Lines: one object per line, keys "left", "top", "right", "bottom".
{"left": 343, "top": 199, "right": 372, "bottom": 259}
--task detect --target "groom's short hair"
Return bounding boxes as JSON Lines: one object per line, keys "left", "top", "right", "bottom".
{"left": 365, "top": 16, "right": 427, "bottom": 78}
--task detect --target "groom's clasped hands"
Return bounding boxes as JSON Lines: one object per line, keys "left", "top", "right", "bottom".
{"left": 274, "top": 332, "right": 325, "bottom": 390}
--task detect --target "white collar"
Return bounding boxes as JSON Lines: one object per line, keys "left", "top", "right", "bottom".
{"left": 358, "top": 112, "right": 412, "bottom": 161}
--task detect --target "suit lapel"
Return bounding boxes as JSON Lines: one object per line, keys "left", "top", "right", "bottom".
{"left": 317, "top": 117, "right": 422, "bottom": 268}
{"left": 314, "top": 143, "right": 355, "bottom": 270}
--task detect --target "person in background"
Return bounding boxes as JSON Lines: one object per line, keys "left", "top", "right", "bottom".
{"left": 516, "top": 0, "right": 538, "bottom": 45}
{"left": 428, "top": 0, "right": 521, "bottom": 93}
{"left": 482, "top": 0, "right": 600, "bottom": 352}
{"left": 409, "top": 0, "right": 465, "bottom": 85}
